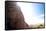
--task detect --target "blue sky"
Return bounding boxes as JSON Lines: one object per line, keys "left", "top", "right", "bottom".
{"left": 32, "top": 3, "right": 44, "bottom": 20}
{"left": 33, "top": 3, "right": 44, "bottom": 15}
{"left": 17, "top": 2, "right": 45, "bottom": 25}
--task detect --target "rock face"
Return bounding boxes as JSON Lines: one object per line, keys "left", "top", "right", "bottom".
{"left": 5, "top": 1, "right": 29, "bottom": 30}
